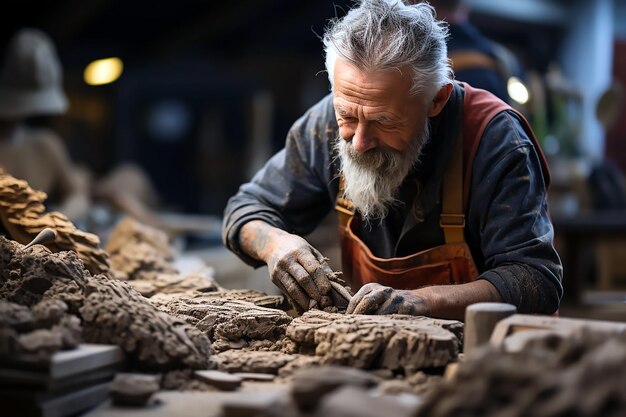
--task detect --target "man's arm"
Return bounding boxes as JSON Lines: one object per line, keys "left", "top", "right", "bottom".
{"left": 467, "top": 112, "right": 563, "bottom": 314}
{"left": 415, "top": 280, "right": 503, "bottom": 318}
{"left": 347, "top": 280, "right": 502, "bottom": 320}
{"left": 222, "top": 95, "right": 341, "bottom": 311}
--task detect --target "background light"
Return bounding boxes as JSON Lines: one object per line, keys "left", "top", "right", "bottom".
{"left": 507, "top": 76, "right": 530, "bottom": 105}
{"left": 84, "top": 57, "right": 124, "bottom": 86}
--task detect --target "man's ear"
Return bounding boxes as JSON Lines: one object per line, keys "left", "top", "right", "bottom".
{"left": 427, "top": 83, "right": 453, "bottom": 117}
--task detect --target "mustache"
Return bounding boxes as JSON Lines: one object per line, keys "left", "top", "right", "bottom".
{"left": 336, "top": 124, "right": 429, "bottom": 173}
{"left": 341, "top": 142, "right": 405, "bottom": 173}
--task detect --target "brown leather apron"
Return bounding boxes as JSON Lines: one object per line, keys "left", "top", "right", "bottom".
{"left": 340, "top": 215, "right": 479, "bottom": 289}
{"left": 335, "top": 82, "right": 550, "bottom": 291}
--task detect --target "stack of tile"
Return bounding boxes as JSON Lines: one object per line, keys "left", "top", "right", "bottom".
{"left": 0, "top": 344, "right": 124, "bottom": 417}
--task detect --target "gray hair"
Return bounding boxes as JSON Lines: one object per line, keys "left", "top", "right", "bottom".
{"left": 323, "top": 0, "right": 453, "bottom": 99}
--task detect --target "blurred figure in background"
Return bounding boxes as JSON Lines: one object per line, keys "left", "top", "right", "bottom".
{"left": 0, "top": 28, "right": 91, "bottom": 222}
{"left": 0, "top": 28, "right": 164, "bottom": 233}
{"left": 413, "top": 0, "right": 523, "bottom": 104}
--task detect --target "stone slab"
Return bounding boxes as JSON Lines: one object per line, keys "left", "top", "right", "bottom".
{"left": 0, "top": 363, "right": 120, "bottom": 391}
{"left": 0, "top": 344, "right": 124, "bottom": 379}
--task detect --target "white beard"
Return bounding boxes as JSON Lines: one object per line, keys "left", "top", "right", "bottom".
{"left": 335, "top": 121, "right": 430, "bottom": 222}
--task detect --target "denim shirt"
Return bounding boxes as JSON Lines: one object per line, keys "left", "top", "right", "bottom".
{"left": 222, "top": 84, "right": 563, "bottom": 314}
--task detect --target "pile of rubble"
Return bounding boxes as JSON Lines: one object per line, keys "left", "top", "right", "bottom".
{"left": 0, "top": 171, "right": 462, "bottom": 388}
{"left": 2, "top": 169, "right": 626, "bottom": 416}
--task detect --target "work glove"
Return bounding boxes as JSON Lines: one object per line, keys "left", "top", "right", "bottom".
{"left": 266, "top": 233, "right": 334, "bottom": 313}
{"left": 347, "top": 282, "right": 429, "bottom": 316}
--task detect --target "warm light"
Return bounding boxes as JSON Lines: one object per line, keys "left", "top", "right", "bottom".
{"left": 507, "top": 76, "right": 529, "bottom": 105}
{"left": 84, "top": 57, "right": 123, "bottom": 86}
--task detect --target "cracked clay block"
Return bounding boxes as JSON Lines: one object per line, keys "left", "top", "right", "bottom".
{"left": 192, "top": 289, "right": 285, "bottom": 310}
{"left": 103, "top": 217, "right": 224, "bottom": 298}
{"left": 79, "top": 277, "right": 213, "bottom": 370}
{"left": 105, "top": 216, "right": 177, "bottom": 281}
{"left": 128, "top": 271, "right": 221, "bottom": 298}
{"left": 154, "top": 296, "right": 291, "bottom": 351}
{"left": 0, "top": 170, "right": 110, "bottom": 275}
{"left": 150, "top": 289, "right": 284, "bottom": 310}
{"left": 286, "top": 310, "right": 462, "bottom": 372}
{"left": 213, "top": 350, "right": 298, "bottom": 374}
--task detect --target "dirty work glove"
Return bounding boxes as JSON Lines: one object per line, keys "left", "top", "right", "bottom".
{"left": 266, "top": 233, "right": 334, "bottom": 313}
{"left": 347, "top": 283, "right": 429, "bottom": 316}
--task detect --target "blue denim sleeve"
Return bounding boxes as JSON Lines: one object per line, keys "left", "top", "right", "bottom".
{"left": 222, "top": 95, "right": 338, "bottom": 267}
{"left": 468, "top": 111, "right": 563, "bottom": 314}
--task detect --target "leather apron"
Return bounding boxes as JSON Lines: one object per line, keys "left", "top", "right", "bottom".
{"left": 335, "top": 82, "right": 550, "bottom": 291}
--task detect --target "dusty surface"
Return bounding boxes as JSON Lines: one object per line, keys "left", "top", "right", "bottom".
{"left": 0, "top": 169, "right": 110, "bottom": 275}
{"left": 289, "top": 365, "right": 379, "bottom": 411}
{"left": 313, "top": 385, "right": 419, "bottom": 417}
{"left": 286, "top": 310, "right": 462, "bottom": 372}
{"left": 414, "top": 330, "right": 626, "bottom": 417}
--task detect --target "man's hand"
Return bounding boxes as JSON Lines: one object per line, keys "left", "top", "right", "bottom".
{"left": 266, "top": 233, "right": 334, "bottom": 312}
{"left": 346, "top": 283, "right": 429, "bottom": 316}
{"left": 239, "top": 220, "right": 333, "bottom": 312}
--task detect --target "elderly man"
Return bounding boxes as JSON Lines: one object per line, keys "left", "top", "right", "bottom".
{"left": 222, "top": 0, "right": 562, "bottom": 320}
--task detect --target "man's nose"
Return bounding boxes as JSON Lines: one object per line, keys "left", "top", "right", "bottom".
{"left": 351, "top": 124, "right": 377, "bottom": 153}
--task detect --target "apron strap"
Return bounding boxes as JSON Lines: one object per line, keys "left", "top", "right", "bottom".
{"left": 335, "top": 175, "right": 355, "bottom": 238}
{"left": 440, "top": 114, "right": 466, "bottom": 244}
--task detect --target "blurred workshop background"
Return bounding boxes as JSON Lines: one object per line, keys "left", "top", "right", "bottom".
{"left": 1, "top": 0, "right": 625, "bottom": 316}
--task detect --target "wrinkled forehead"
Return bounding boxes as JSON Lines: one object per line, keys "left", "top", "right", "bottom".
{"left": 332, "top": 59, "right": 418, "bottom": 114}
